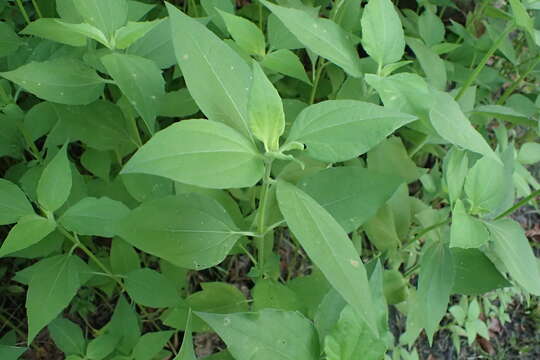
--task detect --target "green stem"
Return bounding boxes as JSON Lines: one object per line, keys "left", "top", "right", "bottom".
{"left": 258, "top": 0, "right": 263, "bottom": 30}
{"left": 495, "top": 189, "right": 540, "bottom": 220}
{"left": 256, "top": 159, "right": 274, "bottom": 278}
{"left": 16, "top": 122, "right": 43, "bottom": 162}
{"left": 309, "top": 59, "right": 326, "bottom": 104}
{"left": 403, "top": 218, "right": 451, "bottom": 248}
{"left": 497, "top": 56, "right": 540, "bottom": 105}
{"left": 455, "top": 22, "right": 515, "bottom": 101}
{"left": 189, "top": 0, "right": 198, "bottom": 17}
{"left": 31, "top": 0, "right": 42, "bottom": 18}
{"left": 15, "top": 0, "right": 30, "bottom": 24}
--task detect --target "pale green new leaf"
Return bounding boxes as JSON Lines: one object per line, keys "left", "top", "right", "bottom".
{"left": 101, "top": 53, "right": 164, "bottom": 133}
{"left": 248, "top": 62, "right": 285, "bottom": 152}
{"left": 26, "top": 255, "right": 91, "bottom": 343}
{"left": 450, "top": 200, "right": 489, "bottom": 249}
{"left": 0, "top": 59, "right": 105, "bottom": 105}
{"left": 38, "top": 145, "right": 72, "bottom": 213}
{"left": 298, "top": 166, "right": 403, "bottom": 233}
{"left": 218, "top": 10, "right": 266, "bottom": 56}
{"left": 21, "top": 19, "right": 87, "bottom": 47}
{"left": 276, "top": 181, "right": 378, "bottom": 335}
{"left": 262, "top": 1, "right": 362, "bottom": 77}
{"left": 361, "top": 0, "right": 405, "bottom": 66}
{"left": 122, "top": 120, "right": 264, "bottom": 189}
{"left": 116, "top": 194, "right": 241, "bottom": 269}
{"left": 0, "top": 215, "right": 56, "bottom": 257}
{"left": 57, "top": 22, "right": 110, "bottom": 46}
{"left": 113, "top": 19, "right": 164, "bottom": 49}
{"left": 59, "top": 197, "right": 130, "bottom": 237}
{"left": 444, "top": 147, "right": 469, "bottom": 204}
{"left": 125, "top": 268, "right": 179, "bottom": 308}
{"left": 167, "top": 4, "right": 253, "bottom": 140}
{"left": 197, "top": 309, "right": 319, "bottom": 360}
{"left": 287, "top": 100, "right": 416, "bottom": 162}
{"left": 261, "top": 49, "right": 311, "bottom": 84}
{"left": 487, "top": 219, "right": 540, "bottom": 295}
{"left": 0, "top": 179, "right": 34, "bottom": 225}
{"left": 73, "top": 0, "right": 128, "bottom": 38}
{"left": 0, "top": 22, "right": 24, "bottom": 57}
{"left": 429, "top": 91, "right": 498, "bottom": 162}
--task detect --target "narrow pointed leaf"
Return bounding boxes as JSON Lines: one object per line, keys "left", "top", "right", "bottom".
{"left": 0, "top": 179, "right": 34, "bottom": 225}
{"left": 0, "top": 215, "right": 56, "bottom": 257}
{"left": 38, "top": 145, "right": 72, "bottom": 212}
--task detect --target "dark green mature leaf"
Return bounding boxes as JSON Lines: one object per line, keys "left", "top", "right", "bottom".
{"left": 38, "top": 145, "right": 72, "bottom": 213}
{"left": 361, "top": 0, "right": 405, "bottom": 66}
{"left": 451, "top": 248, "right": 510, "bottom": 295}
{"left": 0, "top": 215, "right": 56, "bottom": 257}
{"left": 298, "top": 166, "right": 402, "bottom": 233}
{"left": 158, "top": 89, "right": 199, "bottom": 118}
{"left": 0, "top": 179, "right": 34, "bottom": 225}
{"left": 26, "top": 255, "right": 91, "bottom": 343}
{"left": 197, "top": 309, "right": 319, "bottom": 360}
{"left": 101, "top": 53, "right": 164, "bottom": 133}
{"left": 125, "top": 268, "right": 179, "bottom": 308}
{"left": 286, "top": 100, "right": 416, "bottom": 162}
{"left": 48, "top": 318, "right": 86, "bottom": 356}
{"left": 73, "top": 0, "right": 128, "bottom": 38}
{"left": 262, "top": 1, "right": 362, "bottom": 77}
{"left": 59, "top": 197, "right": 130, "bottom": 237}
{"left": 122, "top": 120, "right": 264, "bottom": 189}
{"left": 0, "top": 23, "right": 24, "bottom": 57}
{"left": 107, "top": 296, "right": 141, "bottom": 354}
{"left": 276, "top": 181, "right": 377, "bottom": 335}
{"left": 85, "top": 333, "right": 120, "bottom": 360}
{"left": 0, "top": 59, "right": 105, "bottom": 105}
{"left": 116, "top": 194, "right": 241, "bottom": 269}
{"left": 167, "top": 3, "right": 254, "bottom": 140}
{"left": 487, "top": 219, "right": 540, "bottom": 295}
{"left": 132, "top": 331, "right": 174, "bottom": 360}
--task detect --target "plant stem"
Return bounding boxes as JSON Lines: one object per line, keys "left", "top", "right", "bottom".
{"left": 31, "top": 0, "right": 42, "bottom": 18}
{"left": 15, "top": 0, "right": 30, "bottom": 24}
{"left": 497, "top": 56, "right": 540, "bottom": 105}
{"left": 309, "top": 59, "right": 326, "bottom": 104}
{"left": 495, "top": 189, "right": 540, "bottom": 220}
{"left": 455, "top": 21, "right": 515, "bottom": 101}
{"left": 403, "top": 218, "right": 451, "bottom": 248}
{"left": 256, "top": 159, "right": 274, "bottom": 278}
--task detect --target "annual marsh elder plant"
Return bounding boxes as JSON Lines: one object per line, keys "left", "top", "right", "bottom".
{"left": 0, "top": 0, "right": 539, "bottom": 359}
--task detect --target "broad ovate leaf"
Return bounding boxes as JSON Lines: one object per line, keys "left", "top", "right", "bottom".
{"left": 197, "top": 309, "right": 319, "bottom": 360}
{"left": 125, "top": 268, "right": 179, "bottom": 308}
{"left": 0, "top": 179, "right": 34, "bottom": 225}
{"left": 286, "top": 100, "right": 416, "bottom": 162}
{"left": 38, "top": 144, "right": 72, "bottom": 213}
{"left": 218, "top": 10, "right": 266, "bottom": 56}
{"left": 262, "top": 1, "right": 362, "bottom": 77}
{"left": 167, "top": 3, "right": 253, "bottom": 140}
{"left": 276, "top": 180, "right": 378, "bottom": 335}
{"left": 115, "top": 194, "right": 241, "bottom": 269}
{"left": 0, "top": 59, "right": 105, "bottom": 105}
{"left": 0, "top": 215, "right": 56, "bottom": 257}
{"left": 248, "top": 62, "right": 285, "bottom": 152}
{"left": 361, "top": 0, "right": 405, "bottom": 66}
{"left": 122, "top": 120, "right": 264, "bottom": 189}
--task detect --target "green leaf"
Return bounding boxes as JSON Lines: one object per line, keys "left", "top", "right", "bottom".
{"left": 132, "top": 331, "right": 174, "bottom": 360}
{"left": 0, "top": 215, "right": 56, "bottom": 258}
{"left": 444, "top": 147, "right": 469, "bottom": 204}
{"left": 0, "top": 22, "right": 24, "bottom": 57}
{"left": 267, "top": 13, "right": 303, "bottom": 50}
{"left": 101, "top": 53, "right": 164, "bottom": 133}
{"left": 367, "top": 136, "right": 421, "bottom": 183}
{"left": 450, "top": 200, "right": 489, "bottom": 249}
{"left": 509, "top": 0, "right": 535, "bottom": 37}
{"left": 0, "top": 59, "right": 105, "bottom": 105}
{"left": 197, "top": 309, "right": 319, "bottom": 360}
{"left": 262, "top": 1, "right": 362, "bottom": 77}
{"left": 121, "top": 120, "right": 264, "bottom": 189}
{"left": 125, "top": 268, "right": 179, "bottom": 308}
{"left": 55, "top": 22, "right": 110, "bottom": 46}
{"left": 0, "top": 345, "right": 26, "bottom": 360}
{"left": 21, "top": 19, "right": 87, "bottom": 47}
{"left": 48, "top": 318, "right": 86, "bottom": 356}
{"left": 26, "top": 255, "right": 91, "bottom": 343}
{"left": 518, "top": 142, "right": 540, "bottom": 164}
{"left": 472, "top": 104, "right": 534, "bottom": 126}
{"left": 464, "top": 155, "right": 509, "bottom": 214}
{"left": 406, "top": 37, "right": 447, "bottom": 90}
{"left": 85, "top": 333, "right": 120, "bottom": 360}
{"left": 260, "top": 49, "right": 311, "bottom": 84}
{"left": 276, "top": 180, "right": 378, "bottom": 335}
{"left": 116, "top": 194, "right": 241, "bottom": 269}
{"left": 429, "top": 91, "right": 498, "bottom": 162}
{"left": 114, "top": 19, "right": 164, "bottom": 49}
{"left": 127, "top": 18, "right": 176, "bottom": 69}
{"left": 59, "top": 197, "right": 130, "bottom": 237}
{"left": 37, "top": 145, "right": 72, "bottom": 212}
{"left": 486, "top": 219, "right": 540, "bottom": 295}
{"left": 81, "top": 148, "right": 111, "bottom": 181}
{"left": 121, "top": 173, "right": 174, "bottom": 202}
{"left": 110, "top": 238, "right": 140, "bottom": 275}
{"left": 218, "top": 10, "right": 266, "bottom": 56}
{"left": 451, "top": 248, "right": 510, "bottom": 295}
{"left": 298, "top": 166, "right": 403, "bottom": 233}
{"left": 361, "top": 0, "right": 405, "bottom": 66}
{"left": 167, "top": 4, "right": 254, "bottom": 140}
{"left": 73, "top": 0, "right": 128, "bottom": 38}
{"left": 0, "top": 179, "right": 34, "bottom": 225}
{"left": 158, "top": 89, "right": 199, "bottom": 118}
{"left": 248, "top": 62, "right": 285, "bottom": 152}
{"left": 107, "top": 296, "right": 141, "bottom": 354}
{"left": 286, "top": 100, "right": 416, "bottom": 162}
{"left": 252, "top": 279, "right": 302, "bottom": 312}
{"left": 201, "top": 0, "right": 234, "bottom": 35}
{"left": 175, "top": 312, "right": 196, "bottom": 360}
{"left": 418, "top": 9, "right": 445, "bottom": 46}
